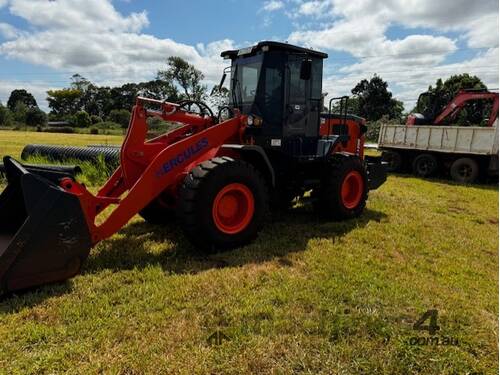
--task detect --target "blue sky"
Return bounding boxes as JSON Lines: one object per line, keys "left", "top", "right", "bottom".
{"left": 0, "top": 0, "right": 498, "bottom": 110}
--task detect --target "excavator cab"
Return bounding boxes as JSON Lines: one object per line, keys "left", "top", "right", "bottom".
{"left": 222, "top": 42, "right": 329, "bottom": 158}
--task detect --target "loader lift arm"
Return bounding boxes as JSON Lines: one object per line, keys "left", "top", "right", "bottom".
{"left": 0, "top": 97, "right": 247, "bottom": 294}
{"left": 71, "top": 97, "right": 247, "bottom": 244}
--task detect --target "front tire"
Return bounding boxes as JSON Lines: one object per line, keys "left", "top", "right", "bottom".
{"left": 313, "top": 155, "right": 368, "bottom": 220}
{"left": 178, "top": 157, "right": 269, "bottom": 251}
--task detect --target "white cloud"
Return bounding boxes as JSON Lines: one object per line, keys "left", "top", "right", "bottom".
{"left": 0, "top": 0, "right": 235, "bottom": 107}
{"left": 289, "top": 0, "right": 498, "bottom": 110}
{"left": 0, "top": 22, "right": 21, "bottom": 39}
{"left": 0, "top": 79, "right": 57, "bottom": 110}
{"left": 296, "top": 1, "right": 330, "bottom": 17}
{"left": 261, "top": 0, "right": 284, "bottom": 12}
{"left": 9, "top": 0, "right": 149, "bottom": 33}
{"left": 465, "top": 14, "right": 499, "bottom": 48}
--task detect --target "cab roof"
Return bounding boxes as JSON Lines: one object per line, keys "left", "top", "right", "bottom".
{"left": 221, "top": 41, "right": 328, "bottom": 60}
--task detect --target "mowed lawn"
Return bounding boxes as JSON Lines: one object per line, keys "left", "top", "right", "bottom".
{"left": 0, "top": 129, "right": 122, "bottom": 159}
{"left": 0, "top": 130, "right": 498, "bottom": 374}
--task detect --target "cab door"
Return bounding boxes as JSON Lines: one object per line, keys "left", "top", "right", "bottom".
{"left": 285, "top": 55, "right": 309, "bottom": 138}
{"left": 283, "top": 55, "right": 321, "bottom": 156}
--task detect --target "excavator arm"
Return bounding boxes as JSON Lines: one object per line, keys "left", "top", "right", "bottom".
{"left": 433, "top": 91, "right": 499, "bottom": 126}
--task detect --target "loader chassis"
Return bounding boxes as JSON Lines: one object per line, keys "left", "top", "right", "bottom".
{"left": 0, "top": 41, "right": 386, "bottom": 295}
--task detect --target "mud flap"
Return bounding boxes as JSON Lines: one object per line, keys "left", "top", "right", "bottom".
{"left": 0, "top": 157, "right": 92, "bottom": 295}
{"left": 365, "top": 156, "right": 387, "bottom": 190}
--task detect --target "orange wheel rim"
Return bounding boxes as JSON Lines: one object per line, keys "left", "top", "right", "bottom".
{"left": 341, "top": 171, "right": 363, "bottom": 209}
{"left": 212, "top": 183, "right": 255, "bottom": 234}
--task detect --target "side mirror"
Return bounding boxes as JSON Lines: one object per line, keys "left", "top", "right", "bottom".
{"left": 218, "top": 73, "right": 227, "bottom": 91}
{"left": 300, "top": 59, "right": 312, "bottom": 80}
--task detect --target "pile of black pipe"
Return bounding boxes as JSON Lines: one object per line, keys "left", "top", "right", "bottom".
{"left": 21, "top": 144, "right": 120, "bottom": 164}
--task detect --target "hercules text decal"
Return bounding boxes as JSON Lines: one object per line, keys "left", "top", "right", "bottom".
{"left": 156, "top": 137, "right": 209, "bottom": 177}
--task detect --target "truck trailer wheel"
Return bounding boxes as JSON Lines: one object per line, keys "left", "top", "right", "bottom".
{"left": 313, "top": 155, "right": 368, "bottom": 220}
{"left": 381, "top": 150, "right": 403, "bottom": 172}
{"left": 178, "top": 157, "right": 269, "bottom": 251}
{"left": 412, "top": 154, "right": 438, "bottom": 178}
{"left": 450, "top": 157, "right": 479, "bottom": 184}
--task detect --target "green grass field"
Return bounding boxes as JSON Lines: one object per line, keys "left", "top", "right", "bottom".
{"left": 0, "top": 130, "right": 498, "bottom": 374}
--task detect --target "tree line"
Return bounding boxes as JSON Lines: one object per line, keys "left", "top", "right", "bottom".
{"left": 0, "top": 54, "right": 488, "bottom": 131}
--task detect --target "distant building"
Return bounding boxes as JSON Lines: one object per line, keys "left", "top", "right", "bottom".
{"left": 47, "top": 121, "right": 71, "bottom": 127}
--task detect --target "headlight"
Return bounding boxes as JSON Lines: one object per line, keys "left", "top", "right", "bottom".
{"left": 246, "top": 115, "right": 263, "bottom": 127}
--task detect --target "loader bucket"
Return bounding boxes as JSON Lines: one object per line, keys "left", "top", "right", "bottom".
{"left": 0, "top": 157, "right": 92, "bottom": 296}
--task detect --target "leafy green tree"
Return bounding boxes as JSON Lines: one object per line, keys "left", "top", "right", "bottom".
{"left": 140, "top": 79, "right": 178, "bottom": 102}
{"left": 12, "top": 101, "right": 28, "bottom": 123}
{"left": 109, "top": 83, "right": 141, "bottom": 111}
{"left": 25, "top": 107, "right": 48, "bottom": 127}
{"left": 328, "top": 97, "right": 360, "bottom": 116}
{"left": 7, "top": 89, "right": 38, "bottom": 111}
{"left": 207, "top": 85, "right": 230, "bottom": 114}
{"left": 414, "top": 74, "right": 488, "bottom": 125}
{"left": 157, "top": 56, "right": 206, "bottom": 101}
{"left": 0, "top": 102, "right": 12, "bottom": 126}
{"left": 108, "top": 109, "right": 131, "bottom": 128}
{"left": 351, "top": 75, "right": 403, "bottom": 121}
{"left": 73, "top": 111, "right": 92, "bottom": 128}
{"left": 47, "top": 88, "right": 83, "bottom": 117}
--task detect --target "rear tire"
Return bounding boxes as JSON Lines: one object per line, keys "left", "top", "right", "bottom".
{"left": 381, "top": 150, "right": 403, "bottom": 172}
{"left": 450, "top": 157, "right": 479, "bottom": 184}
{"left": 313, "top": 155, "right": 368, "bottom": 220}
{"left": 178, "top": 157, "right": 269, "bottom": 251}
{"left": 412, "top": 153, "right": 438, "bottom": 177}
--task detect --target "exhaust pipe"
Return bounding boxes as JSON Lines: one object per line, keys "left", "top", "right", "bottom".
{"left": 0, "top": 157, "right": 92, "bottom": 295}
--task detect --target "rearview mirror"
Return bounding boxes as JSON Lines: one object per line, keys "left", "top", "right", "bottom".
{"left": 300, "top": 59, "right": 312, "bottom": 80}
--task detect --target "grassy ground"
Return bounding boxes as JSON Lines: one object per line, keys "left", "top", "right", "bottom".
{"left": 0, "top": 130, "right": 498, "bottom": 374}
{"left": 0, "top": 129, "right": 122, "bottom": 159}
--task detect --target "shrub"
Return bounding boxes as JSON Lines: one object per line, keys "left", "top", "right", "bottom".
{"left": 91, "top": 115, "right": 103, "bottom": 124}
{"left": 108, "top": 109, "right": 131, "bottom": 128}
{"left": 93, "top": 121, "right": 121, "bottom": 129}
{"left": 25, "top": 107, "right": 48, "bottom": 127}
{"left": 365, "top": 121, "right": 381, "bottom": 143}
{"left": 147, "top": 117, "right": 180, "bottom": 131}
{"left": 0, "top": 103, "right": 12, "bottom": 126}
{"left": 365, "top": 115, "right": 401, "bottom": 142}
{"left": 90, "top": 127, "right": 99, "bottom": 135}
{"left": 73, "top": 111, "right": 92, "bottom": 128}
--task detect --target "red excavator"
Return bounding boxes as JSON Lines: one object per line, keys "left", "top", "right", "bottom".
{"left": 0, "top": 41, "right": 386, "bottom": 295}
{"left": 406, "top": 89, "right": 499, "bottom": 127}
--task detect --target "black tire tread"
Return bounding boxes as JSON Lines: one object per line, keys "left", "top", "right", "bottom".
{"left": 178, "top": 157, "right": 269, "bottom": 251}
{"left": 313, "top": 154, "right": 368, "bottom": 221}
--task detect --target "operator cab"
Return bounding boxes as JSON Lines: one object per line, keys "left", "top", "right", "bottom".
{"left": 221, "top": 41, "right": 328, "bottom": 158}
{"left": 407, "top": 92, "right": 441, "bottom": 125}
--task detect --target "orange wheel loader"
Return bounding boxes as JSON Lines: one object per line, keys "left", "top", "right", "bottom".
{"left": 0, "top": 42, "right": 386, "bottom": 295}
